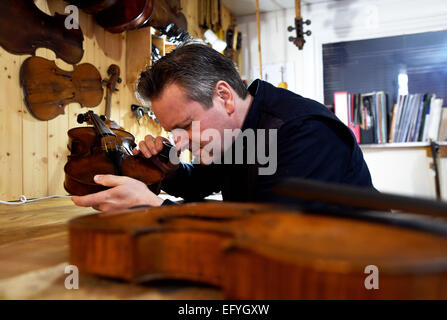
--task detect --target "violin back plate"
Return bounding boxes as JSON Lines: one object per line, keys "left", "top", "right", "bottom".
{"left": 0, "top": 0, "right": 84, "bottom": 64}
{"left": 67, "top": 0, "right": 119, "bottom": 14}
{"left": 20, "top": 57, "right": 103, "bottom": 121}
{"left": 69, "top": 202, "right": 447, "bottom": 299}
{"left": 95, "top": 0, "right": 154, "bottom": 33}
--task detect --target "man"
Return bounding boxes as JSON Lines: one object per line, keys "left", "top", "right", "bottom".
{"left": 72, "top": 43, "right": 374, "bottom": 212}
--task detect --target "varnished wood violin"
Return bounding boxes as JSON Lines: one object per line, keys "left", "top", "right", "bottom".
{"left": 69, "top": 201, "right": 447, "bottom": 299}
{"left": 0, "top": 0, "right": 84, "bottom": 64}
{"left": 64, "top": 111, "right": 177, "bottom": 196}
{"left": 20, "top": 56, "right": 103, "bottom": 121}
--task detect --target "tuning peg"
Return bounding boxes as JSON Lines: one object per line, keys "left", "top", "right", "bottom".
{"left": 305, "top": 30, "right": 312, "bottom": 36}
{"left": 77, "top": 113, "right": 87, "bottom": 124}
{"left": 304, "top": 19, "right": 311, "bottom": 25}
{"left": 287, "top": 25, "right": 295, "bottom": 32}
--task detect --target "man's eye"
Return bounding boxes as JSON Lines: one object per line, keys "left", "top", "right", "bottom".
{"left": 183, "top": 123, "right": 192, "bottom": 130}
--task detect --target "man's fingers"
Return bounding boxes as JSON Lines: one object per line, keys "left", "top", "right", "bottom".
{"left": 94, "top": 174, "right": 132, "bottom": 187}
{"left": 155, "top": 136, "right": 166, "bottom": 153}
{"left": 132, "top": 147, "right": 141, "bottom": 155}
{"left": 144, "top": 135, "right": 158, "bottom": 155}
{"left": 139, "top": 140, "right": 152, "bottom": 158}
{"left": 71, "top": 189, "right": 110, "bottom": 207}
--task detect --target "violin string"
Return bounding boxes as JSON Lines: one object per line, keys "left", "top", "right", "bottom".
{"left": 0, "top": 195, "right": 71, "bottom": 206}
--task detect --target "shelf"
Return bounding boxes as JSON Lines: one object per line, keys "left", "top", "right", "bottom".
{"left": 360, "top": 141, "right": 447, "bottom": 149}
{"left": 126, "top": 27, "right": 152, "bottom": 85}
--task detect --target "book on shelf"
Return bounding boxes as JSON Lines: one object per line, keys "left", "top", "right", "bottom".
{"left": 334, "top": 91, "right": 390, "bottom": 145}
{"left": 334, "top": 92, "right": 361, "bottom": 143}
{"left": 334, "top": 91, "right": 446, "bottom": 145}
{"left": 390, "top": 94, "right": 445, "bottom": 143}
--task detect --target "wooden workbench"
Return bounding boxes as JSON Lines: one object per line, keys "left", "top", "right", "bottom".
{"left": 0, "top": 198, "right": 222, "bottom": 299}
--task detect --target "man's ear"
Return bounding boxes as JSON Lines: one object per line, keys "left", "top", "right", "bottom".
{"left": 215, "top": 81, "right": 234, "bottom": 115}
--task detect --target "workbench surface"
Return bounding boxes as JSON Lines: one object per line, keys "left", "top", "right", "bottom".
{"left": 0, "top": 198, "right": 222, "bottom": 299}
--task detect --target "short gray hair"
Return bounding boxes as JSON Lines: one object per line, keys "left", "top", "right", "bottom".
{"left": 136, "top": 42, "right": 248, "bottom": 108}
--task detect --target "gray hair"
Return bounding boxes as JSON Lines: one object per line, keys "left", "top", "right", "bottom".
{"left": 136, "top": 42, "right": 248, "bottom": 108}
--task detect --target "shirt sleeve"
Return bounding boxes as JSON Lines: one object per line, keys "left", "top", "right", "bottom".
{"left": 160, "top": 162, "right": 223, "bottom": 202}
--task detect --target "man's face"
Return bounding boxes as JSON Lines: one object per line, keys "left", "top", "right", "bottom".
{"left": 151, "top": 83, "right": 237, "bottom": 163}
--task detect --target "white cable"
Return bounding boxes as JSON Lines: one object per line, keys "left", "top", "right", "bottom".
{"left": 0, "top": 195, "right": 71, "bottom": 205}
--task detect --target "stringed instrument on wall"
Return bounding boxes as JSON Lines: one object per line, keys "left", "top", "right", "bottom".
{"left": 146, "top": 0, "right": 187, "bottom": 35}
{"left": 0, "top": 0, "right": 84, "bottom": 64}
{"left": 94, "top": 0, "right": 154, "bottom": 33}
{"left": 69, "top": 200, "right": 447, "bottom": 299}
{"left": 102, "top": 64, "right": 122, "bottom": 129}
{"left": 67, "top": 0, "right": 118, "bottom": 14}
{"left": 71, "top": 0, "right": 188, "bottom": 36}
{"left": 287, "top": 0, "right": 311, "bottom": 50}
{"left": 20, "top": 56, "right": 103, "bottom": 121}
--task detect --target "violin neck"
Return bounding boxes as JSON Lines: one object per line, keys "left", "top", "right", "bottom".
{"left": 105, "top": 89, "right": 112, "bottom": 120}
{"left": 90, "top": 112, "right": 115, "bottom": 137}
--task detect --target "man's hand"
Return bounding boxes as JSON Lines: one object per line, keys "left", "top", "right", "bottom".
{"left": 71, "top": 174, "right": 164, "bottom": 212}
{"left": 133, "top": 134, "right": 167, "bottom": 158}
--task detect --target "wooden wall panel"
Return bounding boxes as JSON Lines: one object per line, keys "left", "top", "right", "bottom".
{"left": 0, "top": 51, "right": 24, "bottom": 200}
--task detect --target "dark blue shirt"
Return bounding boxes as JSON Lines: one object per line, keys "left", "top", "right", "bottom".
{"left": 161, "top": 80, "right": 374, "bottom": 206}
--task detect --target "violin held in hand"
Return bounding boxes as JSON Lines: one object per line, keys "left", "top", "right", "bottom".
{"left": 64, "top": 111, "right": 178, "bottom": 196}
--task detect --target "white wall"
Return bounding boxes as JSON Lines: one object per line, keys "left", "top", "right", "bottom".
{"left": 237, "top": 0, "right": 447, "bottom": 103}
{"left": 361, "top": 146, "right": 444, "bottom": 199}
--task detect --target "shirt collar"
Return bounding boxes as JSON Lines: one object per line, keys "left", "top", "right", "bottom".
{"left": 241, "top": 79, "right": 264, "bottom": 131}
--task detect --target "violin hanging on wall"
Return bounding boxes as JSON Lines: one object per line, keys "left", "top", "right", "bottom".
{"left": 20, "top": 56, "right": 103, "bottom": 121}
{"left": 0, "top": 0, "right": 84, "bottom": 64}
{"left": 68, "top": 0, "right": 187, "bottom": 36}
{"left": 101, "top": 64, "right": 122, "bottom": 129}
{"left": 66, "top": 0, "right": 118, "bottom": 15}
{"left": 145, "top": 0, "right": 187, "bottom": 36}
{"left": 94, "top": 0, "right": 154, "bottom": 33}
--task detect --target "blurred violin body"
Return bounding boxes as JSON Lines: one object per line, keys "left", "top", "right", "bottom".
{"left": 147, "top": 0, "right": 187, "bottom": 35}
{"left": 95, "top": 0, "right": 154, "bottom": 33}
{"left": 20, "top": 56, "right": 103, "bottom": 121}
{"left": 69, "top": 202, "right": 447, "bottom": 299}
{"left": 67, "top": 0, "right": 119, "bottom": 14}
{"left": 0, "top": 0, "right": 84, "bottom": 64}
{"left": 64, "top": 111, "right": 177, "bottom": 196}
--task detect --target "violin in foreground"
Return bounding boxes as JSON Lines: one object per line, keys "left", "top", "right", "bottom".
{"left": 69, "top": 201, "right": 447, "bottom": 299}
{"left": 64, "top": 111, "right": 177, "bottom": 196}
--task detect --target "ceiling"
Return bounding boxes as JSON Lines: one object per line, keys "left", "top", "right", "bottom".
{"left": 221, "top": 0, "right": 332, "bottom": 16}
